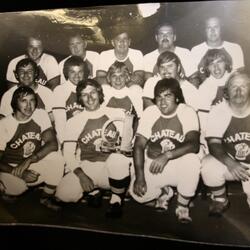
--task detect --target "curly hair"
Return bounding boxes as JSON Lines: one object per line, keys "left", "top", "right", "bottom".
{"left": 153, "top": 78, "right": 185, "bottom": 104}
{"left": 63, "top": 55, "right": 90, "bottom": 81}
{"left": 76, "top": 79, "right": 104, "bottom": 107}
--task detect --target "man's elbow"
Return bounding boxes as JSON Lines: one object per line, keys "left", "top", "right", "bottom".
{"left": 49, "top": 140, "right": 59, "bottom": 152}
{"left": 191, "top": 142, "right": 200, "bottom": 154}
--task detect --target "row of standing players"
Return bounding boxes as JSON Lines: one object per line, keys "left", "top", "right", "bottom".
{"left": 0, "top": 16, "right": 249, "bottom": 223}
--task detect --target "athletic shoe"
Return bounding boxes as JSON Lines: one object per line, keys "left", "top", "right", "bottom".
{"left": 105, "top": 202, "right": 123, "bottom": 218}
{"left": 209, "top": 196, "right": 229, "bottom": 216}
{"left": 175, "top": 206, "right": 192, "bottom": 223}
{"left": 40, "top": 196, "right": 61, "bottom": 212}
{"left": 85, "top": 190, "right": 103, "bottom": 208}
{"left": 155, "top": 186, "right": 174, "bottom": 212}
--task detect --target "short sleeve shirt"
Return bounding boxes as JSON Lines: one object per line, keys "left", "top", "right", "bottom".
{"left": 0, "top": 109, "right": 51, "bottom": 164}
{"left": 137, "top": 104, "right": 199, "bottom": 159}
{"left": 53, "top": 81, "right": 84, "bottom": 120}
{"left": 97, "top": 48, "right": 144, "bottom": 73}
{"left": 206, "top": 101, "right": 250, "bottom": 163}
{"left": 6, "top": 53, "right": 60, "bottom": 88}
{"left": 59, "top": 51, "right": 100, "bottom": 84}
{"left": 64, "top": 106, "right": 122, "bottom": 162}
{"left": 0, "top": 85, "right": 54, "bottom": 117}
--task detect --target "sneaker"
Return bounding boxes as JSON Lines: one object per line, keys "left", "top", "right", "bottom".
{"left": 40, "top": 196, "right": 61, "bottom": 212}
{"left": 155, "top": 186, "right": 174, "bottom": 212}
{"left": 209, "top": 196, "right": 229, "bottom": 217}
{"left": 85, "top": 190, "right": 102, "bottom": 208}
{"left": 105, "top": 202, "right": 123, "bottom": 218}
{"left": 175, "top": 206, "right": 192, "bottom": 224}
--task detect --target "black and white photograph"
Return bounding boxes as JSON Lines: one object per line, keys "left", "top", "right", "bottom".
{"left": 0, "top": 0, "right": 250, "bottom": 248}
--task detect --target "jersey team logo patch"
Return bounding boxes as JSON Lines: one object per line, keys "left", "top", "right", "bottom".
{"left": 160, "top": 138, "right": 175, "bottom": 153}
{"left": 235, "top": 143, "right": 250, "bottom": 161}
{"left": 23, "top": 141, "right": 36, "bottom": 158}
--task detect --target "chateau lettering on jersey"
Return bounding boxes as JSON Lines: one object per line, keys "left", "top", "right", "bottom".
{"left": 224, "top": 132, "right": 250, "bottom": 143}
{"left": 81, "top": 129, "right": 117, "bottom": 144}
{"left": 66, "top": 103, "right": 83, "bottom": 112}
{"left": 151, "top": 129, "right": 184, "bottom": 143}
{"left": 10, "top": 132, "right": 41, "bottom": 149}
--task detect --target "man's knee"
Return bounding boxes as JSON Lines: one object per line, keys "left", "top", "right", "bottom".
{"left": 0, "top": 173, "right": 27, "bottom": 196}
{"left": 201, "top": 155, "right": 225, "bottom": 186}
{"left": 106, "top": 153, "right": 131, "bottom": 178}
{"left": 55, "top": 173, "right": 82, "bottom": 203}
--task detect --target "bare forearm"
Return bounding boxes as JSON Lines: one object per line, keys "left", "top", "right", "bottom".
{"left": 209, "top": 143, "right": 238, "bottom": 169}
{"left": 32, "top": 141, "right": 58, "bottom": 163}
{"left": 133, "top": 147, "right": 145, "bottom": 179}
{"left": 167, "top": 142, "right": 199, "bottom": 161}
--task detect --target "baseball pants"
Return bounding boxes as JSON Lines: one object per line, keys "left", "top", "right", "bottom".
{"left": 129, "top": 153, "right": 201, "bottom": 203}
{"left": 56, "top": 153, "right": 132, "bottom": 203}
{"left": 0, "top": 151, "right": 65, "bottom": 196}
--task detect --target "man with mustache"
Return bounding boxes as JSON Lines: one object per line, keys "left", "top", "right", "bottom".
{"left": 201, "top": 69, "right": 250, "bottom": 216}
{"left": 143, "top": 22, "right": 195, "bottom": 81}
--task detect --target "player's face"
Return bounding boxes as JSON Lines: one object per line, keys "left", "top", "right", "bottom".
{"left": 27, "top": 38, "right": 43, "bottom": 62}
{"left": 228, "top": 75, "right": 250, "bottom": 106}
{"left": 16, "top": 94, "right": 36, "bottom": 119}
{"left": 69, "top": 36, "right": 86, "bottom": 57}
{"left": 79, "top": 85, "right": 100, "bottom": 111}
{"left": 155, "top": 89, "right": 178, "bottom": 116}
{"left": 208, "top": 57, "right": 226, "bottom": 79}
{"left": 156, "top": 25, "right": 176, "bottom": 50}
{"left": 16, "top": 64, "right": 36, "bottom": 86}
{"left": 109, "top": 69, "right": 127, "bottom": 90}
{"left": 205, "top": 17, "right": 221, "bottom": 43}
{"left": 68, "top": 65, "right": 85, "bottom": 85}
{"left": 112, "top": 33, "right": 131, "bottom": 55}
{"left": 158, "top": 60, "right": 178, "bottom": 79}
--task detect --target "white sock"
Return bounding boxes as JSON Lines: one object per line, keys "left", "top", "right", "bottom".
{"left": 89, "top": 189, "right": 100, "bottom": 196}
{"left": 110, "top": 194, "right": 121, "bottom": 204}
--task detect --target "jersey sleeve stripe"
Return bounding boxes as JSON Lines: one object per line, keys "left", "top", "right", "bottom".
{"left": 52, "top": 107, "right": 66, "bottom": 110}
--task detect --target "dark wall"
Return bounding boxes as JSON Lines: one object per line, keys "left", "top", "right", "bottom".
{"left": 0, "top": 0, "right": 249, "bottom": 97}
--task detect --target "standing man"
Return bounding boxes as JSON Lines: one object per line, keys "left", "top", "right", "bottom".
{"left": 191, "top": 17, "right": 244, "bottom": 75}
{"left": 201, "top": 69, "right": 250, "bottom": 216}
{"left": 0, "top": 86, "right": 64, "bottom": 211}
{"left": 96, "top": 28, "right": 144, "bottom": 87}
{"left": 143, "top": 22, "right": 195, "bottom": 81}
{"left": 59, "top": 33, "right": 99, "bottom": 84}
{"left": 6, "top": 34, "right": 60, "bottom": 91}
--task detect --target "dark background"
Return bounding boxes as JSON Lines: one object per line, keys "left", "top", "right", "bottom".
{"left": 0, "top": 0, "right": 249, "bottom": 249}
{"left": 0, "top": 0, "right": 249, "bottom": 97}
